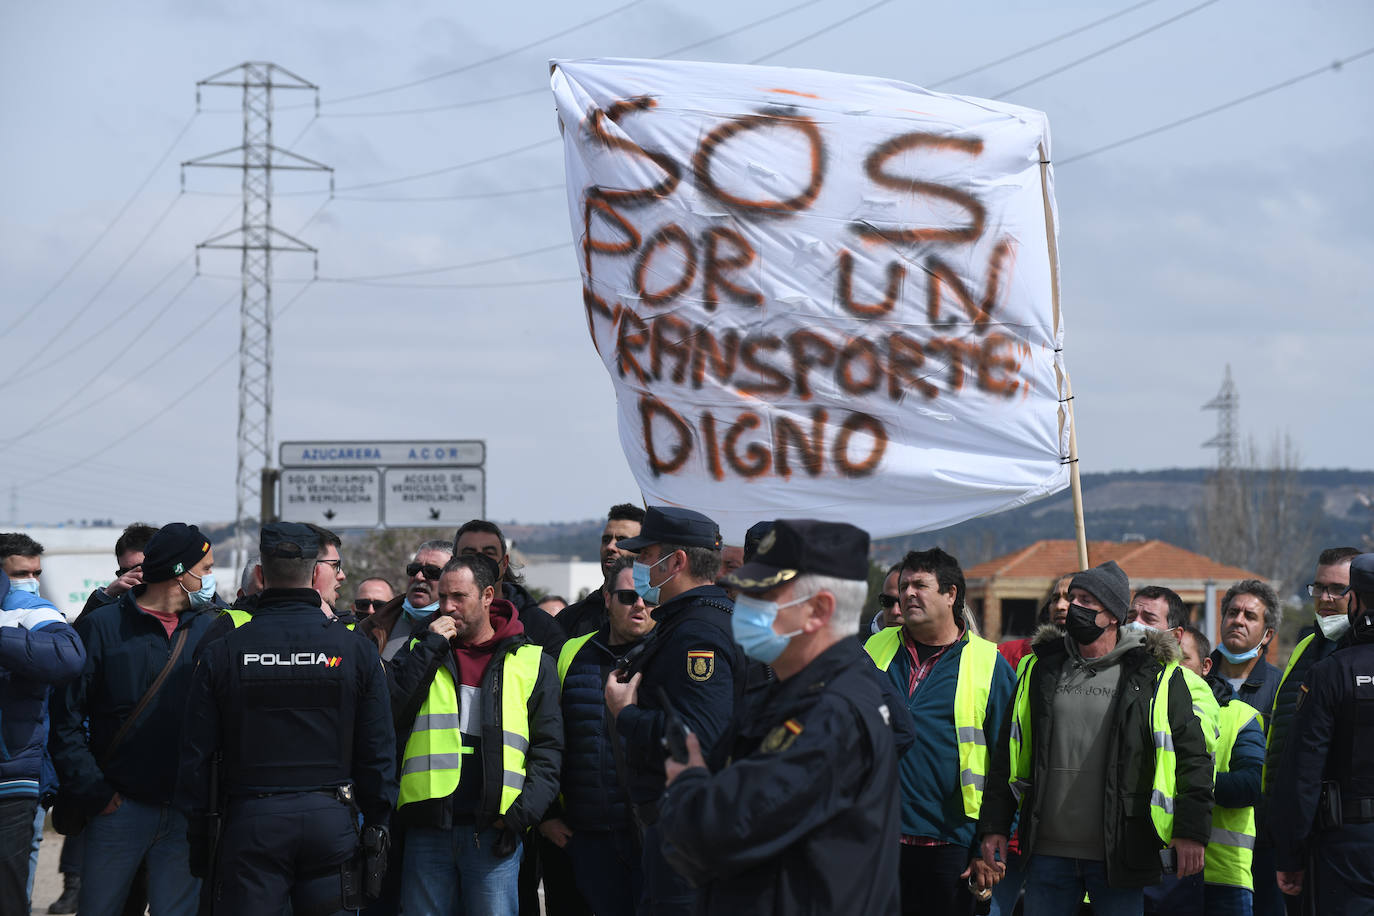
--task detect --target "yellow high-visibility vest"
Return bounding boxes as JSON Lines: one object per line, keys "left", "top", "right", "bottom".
{"left": 865, "top": 627, "right": 1000, "bottom": 818}
{"left": 397, "top": 642, "right": 542, "bottom": 814}
{"left": 1206, "top": 700, "right": 1260, "bottom": 890}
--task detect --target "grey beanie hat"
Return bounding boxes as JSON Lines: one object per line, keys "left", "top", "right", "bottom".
{"left": 1070, "top": 560, "right": 1131, "bottom": 622}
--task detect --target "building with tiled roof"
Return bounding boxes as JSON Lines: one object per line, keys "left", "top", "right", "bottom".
{"left": 965, "top": 538, "right": 1266, "bottom": 645}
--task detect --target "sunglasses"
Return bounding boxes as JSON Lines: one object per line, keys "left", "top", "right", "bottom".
{"left": 406, "top": 562, "right": 444, "bottom": 581}
{"left": 611, "top": 589, "right": 643, "bottom": 606}
{"left": 354, "top": 598, "right": 389, "bottom": 613}
{"left": 878, "top": 594, "right": 900, "bottom": 610}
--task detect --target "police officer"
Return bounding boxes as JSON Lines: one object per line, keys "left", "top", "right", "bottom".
{"left": 1270, "top": 551, "right": 1374, "bottom": 912}
{"left": 176, "top": 523, "right": 398, "bottom": 914}
{"left": 602, "top": 506, "right": 741, "bottom": 916}
{"left": 656, "top": 519, "right": 902, "bottom": 914}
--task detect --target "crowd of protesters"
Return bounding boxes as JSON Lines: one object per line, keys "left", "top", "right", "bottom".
{"left": 1, "top": 511, "right": 1370, "bottom": 915}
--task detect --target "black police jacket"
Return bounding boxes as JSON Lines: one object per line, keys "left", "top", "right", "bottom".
{"left": 557, "top": 588, "right": 606, "bottom": 639}
{"left": 1270, "top": 637, "right": 1374, "bottom": 869}
{"left": 659, "top": 639, "right": 902, "bottom": 915}
{"left": 49, "top": 592, "right": 216, "bottom": 813}
{"left": 615, "top": 584, "right": 741, "bottom": 806}
{"left": 1264, "top": 628, "right": 1340, "bottom": 797}
{"left": 175, "top": 588, "right": 398, "bottom": 827}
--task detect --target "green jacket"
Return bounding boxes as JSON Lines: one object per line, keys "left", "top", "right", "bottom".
{"left": 977, "top": 625, "right": 1214, "bottom": 888}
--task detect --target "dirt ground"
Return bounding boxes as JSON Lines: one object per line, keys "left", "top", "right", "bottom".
{"left": 30, "top": 814, "right": 66, "bottom": 915}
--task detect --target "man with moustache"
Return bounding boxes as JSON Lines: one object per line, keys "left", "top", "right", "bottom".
{"left": 1210, "top": 580, "right": 1282, "bottom": 728}
{"left": 359, "top": 539, "right": 453, "bottom": 661}
{"left": 557, "top": 504, "right": 647, "bottom": 639}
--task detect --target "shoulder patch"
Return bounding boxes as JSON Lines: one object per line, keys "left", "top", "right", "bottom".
{"left": 761, "top": 718, "right": 804, "bottom": 753}
{"left": 687, "top": 649, "right": 715, "bottom": 681}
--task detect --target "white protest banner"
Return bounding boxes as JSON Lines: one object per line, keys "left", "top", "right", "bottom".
{"left": 551, "top": 58, "right": 1071, "bottom": 542}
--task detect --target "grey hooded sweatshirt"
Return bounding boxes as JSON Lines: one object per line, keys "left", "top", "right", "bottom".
{"left": 1034, "top": 626, "right": 1147, "bottom": 861}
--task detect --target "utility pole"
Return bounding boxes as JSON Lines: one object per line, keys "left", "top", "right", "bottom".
{"left": 183, "top": 62, "right": 331, "bottom": 570}
{"left": 1202, "top": 364, "right": 1239, "bottom": 470}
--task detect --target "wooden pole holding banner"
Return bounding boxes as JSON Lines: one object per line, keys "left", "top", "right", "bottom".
{"left": 1038, "top": 143, "right": 1090, "bottom": 570}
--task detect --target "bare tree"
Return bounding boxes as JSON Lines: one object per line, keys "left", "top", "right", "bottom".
{"left": 1197, "top": 433, "right": 1317, "bottom": 596}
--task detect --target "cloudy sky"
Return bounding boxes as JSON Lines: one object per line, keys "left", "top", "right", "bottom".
{"left": 2, "top": 0, "right": 1371, "bottom": 533}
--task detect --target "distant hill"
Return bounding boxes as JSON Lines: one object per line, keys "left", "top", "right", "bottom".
{"left": 510, "top": 468, "right": 1374, "bottom": 572}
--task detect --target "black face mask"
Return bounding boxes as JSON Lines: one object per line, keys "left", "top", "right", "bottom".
{"left": 1066, "top": 603, "right": 1106, "bottom": 645}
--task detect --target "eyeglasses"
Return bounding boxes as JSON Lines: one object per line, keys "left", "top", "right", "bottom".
{"left": 611, "top": 589, "right": 641, "bottom": 606}
{"left": 316, "top": 558, "right": 344, "bottom": 573}
{"left": 877, "top": 594, "right": 900, "bottom": 610}
{"left": 1308, "top": 582, "right": 1350, "bottom": 598}
{"left": 406, "top": 562, "right": 443, "bottom": 581}
{"left": 354, "top": 598, "right": 389, "bottom": 613}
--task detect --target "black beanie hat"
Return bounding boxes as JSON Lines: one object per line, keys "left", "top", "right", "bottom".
{"left": 141, "top": 523, "right": 211, "bottom": 583}
{"left": 1070, "top": 560, "right": 1130, "bottom": 622}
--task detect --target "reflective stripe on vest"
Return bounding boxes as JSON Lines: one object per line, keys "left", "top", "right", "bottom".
{"left": 864, "top": 626, "right": 1000, "bottom": 818}
{"left": 1206, "top": 700, "right": 1260, "bottom": 890}
{"left": 557, "top": 632, "right": 597, "bottom": 687}
{"left": 397, "top": 642, "right": 542, "bottom": 814}
{"left": 222, "top": 608, "right": 253, "bottom": 628}
{"left": 1149, "top": 662, "right": 1181, "bottom": 845}
{"left": 1008, "top": 655, "right": 1038, "bottom": 805}
{"left": 1181, "top": 666, "right": 1222, "bottom": 759}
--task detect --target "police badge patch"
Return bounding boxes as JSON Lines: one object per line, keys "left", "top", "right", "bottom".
{"left": 687, "top": 650, "right": 715, "bottom": 682}
{"left": 761, "top": 718, "right": 804, "bottom": 753}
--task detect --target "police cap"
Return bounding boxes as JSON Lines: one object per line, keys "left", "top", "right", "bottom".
{"left": 742, "top": 521, "right": 774, "bottom": 562}
{"left": 720, "top": 519, "right": 870, "bottom": 593}
{"left": 617, "top": 506, "right": 722, "bottom": 552}
{"left": 1350, "top": 553, "right": 1374, "bottom": 595}
{"left": 259, "top": 522, "right": 320, "bottom": 560}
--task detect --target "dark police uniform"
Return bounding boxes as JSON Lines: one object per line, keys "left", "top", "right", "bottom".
{"left": 657, "top": 519, "right": 901, "bottom": 915}
{"left": 176, "top": 524, "right": 397, "bottom": 915}
{"left": 614, "top": 507, "right": 741, "bottom": 916}
{"left": 1271, "top": 553, "right": 1374, "bottom": 914}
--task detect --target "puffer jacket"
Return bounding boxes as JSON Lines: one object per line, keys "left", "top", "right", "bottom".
{"left": 978, "top": 624, "right": 1214, "bottom": 888}
{"left": 556, "top": 631, "right": 633, "bottom": 832}
{"left": 0, "top": 572, "right": 86, "bottom": 799}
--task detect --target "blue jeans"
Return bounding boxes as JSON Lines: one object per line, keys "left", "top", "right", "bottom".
{"left": 1, "top": 796, "right": 37, "bottom": 911}
{"left": 1204, "top": 884, "right": 1253, "bottom": 916}
{"left": 1024, "top": 854, "right": 1142, "bottom": 916}
{"left": 402, "top": 823, "right": 523, "bottom": 916}
{"left": 79, "top": 797, "right": 200, "bottom": 916}
{"left": 989, "top": 848, "right": 1028, "bottom": 916}
{"left": 27, "top": 801, "right": 45, "bottom": 903}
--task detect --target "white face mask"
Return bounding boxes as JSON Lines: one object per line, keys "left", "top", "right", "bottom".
{"left": 1316, "top": 612, "right": 1351, "bottom": 642}
{"left": 8, "top": 577, "right": 40, "bottom": 595}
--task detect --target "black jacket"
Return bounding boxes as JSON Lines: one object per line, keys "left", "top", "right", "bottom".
{"left": 557, "top": 588, "right": 606, "bottom": 639}
{"left": 555, "top": 629, "right": 636, "bottom": 832}
{"left": 1270, "top": 637, "right": 1374, "bottom": 870}
{"left": 1264, "top": 628, "right": 1339, "bottom": 796}
{"left": 615, "top": 584, "right": 741, "bottom": 806}
{"left": 502, "top": 581, "right": 567, "bottom": 658}
{"left": 387, "top": 605, "right": 563, "bottom": 834}
{"left": 978, "top": 625, "right": 1214, "bottom": 888}
{"left": 49, "top": 592, "right": 215, "bottom": 813}
{"left": 175, "top": 588, "right": 398, "bottom": 826}
{"left": 659, "top": 639, "right": 902, "bottom": 915}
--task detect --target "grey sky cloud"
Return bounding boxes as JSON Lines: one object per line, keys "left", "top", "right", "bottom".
{"left": 2, "top": 0, "right": 1371, "bottom": 531}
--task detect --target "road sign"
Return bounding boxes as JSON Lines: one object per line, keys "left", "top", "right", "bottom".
{"left": 383, "top": 468, "right": 486, "bottom": 527}
{"left": 279, "top": 469, "right": 381, "bottom": 528}
{"left": 280, "top": 440, "right": 484, "bottom": 468}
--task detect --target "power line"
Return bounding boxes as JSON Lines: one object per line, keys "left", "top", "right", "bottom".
{"left": 994, "top": 0, "right": 1223, "bottom": 98}
{"left": 0, "top": 192, "right": 189, "bottom": 389}
{"left": 321, "top": 0, "right": 646, "bottom": 108}
{"left": 3, "top": 113, "right": 198, "bottom": 338}
{"left": 928, "top": 0, "right": 1163, "bottom": 88}
{"left": 322, "top": 240, "right": 572, "bottom": 282}
{"left": 335, "top": 183, "right": 565, "bottom": 202}
{"left": 321, "top": 275, "right": 578, "bottom": 290}
{"left": 1059, "top": 45, "right": 1374, "bottom": 165}
{"left": 0, "top": 280, "right": 235, "bottom": 452}
{"left": 750, "top": 0, "right": 893, "bottom": 64}
{"left": 286, "top": 136, "right": 558, "bottom": 196}
{"left": 13, "top": 281, "right": 318, "bottom": 491}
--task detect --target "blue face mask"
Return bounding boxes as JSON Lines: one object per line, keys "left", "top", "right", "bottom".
{"left": 632, "top": 554, "right": 675, "bottom": 606}
{"left": 731, "top": 593, "right": 810, "bottom": 664}
{"left": 8, "top": 577, "right": 40, "bottom": 595}
{"left": 1216, "top": 638, "right": 1266, "bottom": 664}
{"left": 181, "top": 572, "right": 217, "bottom": 609}
{"left": 402, "top": 597, "right": 440, "bottom": 620}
